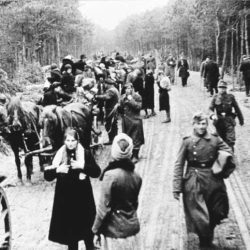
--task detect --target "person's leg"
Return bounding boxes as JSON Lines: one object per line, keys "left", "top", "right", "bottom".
{"left": 151, "top": 108, "right": 156, "bottom": 116}
{"left": 181, "top": 77, "right": 185, "bottom": 87}
{"left": 68, "top": 241, "right": 78, "bottom": 250}
{"left": 246, "top": 80, "right": 250, "bottom": 96}
{"left": 83, "top": 231, "right": 95, "bottom": 250}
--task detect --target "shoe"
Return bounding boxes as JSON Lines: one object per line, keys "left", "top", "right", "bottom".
{"left": 151, "top": 112, "right": 156, "bottom": 117}
{"left": 162, "top": 119, "right": 171, "bottom": 123}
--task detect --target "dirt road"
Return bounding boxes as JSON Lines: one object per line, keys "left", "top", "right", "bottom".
{"left": 1, "top": 72, "right": 250, "bottom": 249}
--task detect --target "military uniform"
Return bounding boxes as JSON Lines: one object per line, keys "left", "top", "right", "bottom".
{"left": 95, "top": 83, "right": 120, "bottom": 143}
{"left": 209, "top": 92, "right": 244, "bottom": 148}
{"left": 173, "top": 131, "right": 234, "bottom": 246}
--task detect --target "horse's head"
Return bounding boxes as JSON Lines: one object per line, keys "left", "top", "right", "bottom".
{"left": 39, "top": 105, "right": 59, "bottom": 147}
{"left": 6, "top": 97, "right": 26, "bottom": 132}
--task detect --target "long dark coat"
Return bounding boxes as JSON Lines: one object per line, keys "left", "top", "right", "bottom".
{"left": 120, "top": 93, "right": 144, "bottom": 150}
{"left": 45, "top": 149, "right": 101, "bottom": 245}
{"left": 173, "top": 132, "right": 234, "bottom": 239}
{"left": 144, "top": 73, "right": 155, "bottom": 109}
{"left": 204, "top": 61, "right": 220, "bottom": 87}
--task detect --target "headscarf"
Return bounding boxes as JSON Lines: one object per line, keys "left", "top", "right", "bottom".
{"left": 111, "top": 133, "right": 133, "bottom": 160}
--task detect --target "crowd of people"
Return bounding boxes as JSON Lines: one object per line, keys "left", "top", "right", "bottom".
{"left": 38, "top": 50, "right": 248, "bottom": 250}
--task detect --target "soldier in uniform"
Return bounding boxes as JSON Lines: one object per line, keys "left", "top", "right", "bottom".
{"left": 209, "top": 80, "right": 244, "bottom": 150}
{"left": 95, "top": 78, "right": 120, "bottom": 145}
{"left": 173, "top": 112, "right": 235, "bottom": 248}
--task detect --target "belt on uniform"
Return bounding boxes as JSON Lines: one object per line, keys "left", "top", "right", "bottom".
{"left": 187, "top": 161, "right": 213, "bottom": 168}
{"left": 218, "top": 113, "right": 235, "bottom": 118}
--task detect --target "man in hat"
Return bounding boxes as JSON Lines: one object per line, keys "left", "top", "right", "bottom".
{"left": 239, "top": 55, "right": 250, "bottom": 96}
{"left": 209, "top": 80, "right": 244, "bottom": 150}
{"left": 95, "top": 78, "right": 120, "bottom": 145}
{"left": 173, "top": 112, "right": 234, "bottom": 248}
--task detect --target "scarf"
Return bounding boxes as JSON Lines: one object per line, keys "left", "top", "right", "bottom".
{"left": 111, "top": 133, "right": 133, "bottom": 161}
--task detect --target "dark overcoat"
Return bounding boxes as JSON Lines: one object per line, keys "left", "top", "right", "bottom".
{"left": 120, "top": 93, "right": 144, "bottom": 149}
{"left": 45, "top": 149, "right": 101, "bottom": 245}
{"left": 144, "top": 73, "right": 155, "bottom": 109}
{"left": 173, "top": 132, "right": 234, "bottom": 239}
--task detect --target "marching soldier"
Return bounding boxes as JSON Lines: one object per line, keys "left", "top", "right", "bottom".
{"left": 209, "top": 80, "right": 244, "bottom": 150}
{"left": 173, "top": 112, "right": 235, "bottom": 248}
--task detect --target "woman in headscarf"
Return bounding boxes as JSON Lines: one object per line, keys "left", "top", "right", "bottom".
{"left": 92, "top": 133, "right": 142, "bottom": 250}
{"left": 157, "top": 71, "right": 171, "bottom": 123}
{"left": 119, "top": 83, "right": 144, "bottom": 163}
{"left": 45, "top": 128, "right": 101, "bottom": 250}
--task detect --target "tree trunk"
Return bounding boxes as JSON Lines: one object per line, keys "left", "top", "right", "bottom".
{"left": 236, "top": 21, "right": 239, "bottom": 66}
{"left": 231, "top": 28, "right": 235, "bottom": 89}
{"left": 221, "top": 19, "right": 230, "bottom": 79}
{"left": 244, "top": 5, "right": 249, "bottom": 56}
{"left": 215, "top": 12, "right": 221, "bottom": 64}
{"left": 56, "top": 33, "right": 61, "bottom": 66}
{"left": 22, "top": 25, "right": 26, "bottom": 64}
{"left": 241, "top": 16, "right": 245, "bottom": 58}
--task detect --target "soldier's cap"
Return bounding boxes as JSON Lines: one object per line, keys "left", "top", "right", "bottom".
{"left": 105, "top": 78, "right": 115, "bottom": 85}
{"left": 218, "top": 80, "right": 227, "bottom": 88}
{"left": 192, "top": 112, "right": 208, "bottom": 124}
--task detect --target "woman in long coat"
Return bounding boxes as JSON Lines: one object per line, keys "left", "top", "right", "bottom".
{"left": 177, "top": 57, "right": 189, "bottom": 87}
{"left": 119, "top": 83, "right": 144, "bottom": 163}
{"left": 144, "top": 69, "right": 156, "bottom": 118}
{"left": 157, "top": 71, "right": 171, "bottom": 123}
{"left": 45, "top": 128, "right": 101, "bottom": 250}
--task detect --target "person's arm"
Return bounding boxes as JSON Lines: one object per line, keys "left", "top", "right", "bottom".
{"left": 173, "top": 139, "right": 187, "bottom": 199}
{"left": 125, "top": 93, "right": 142, "bottom": 111}
{"left": 44, "top": 146, "right": 66, "bottom": 181}
{"left": 92, "top": 173, "right": 114, "bottom": 234}
{"left": 232, "top": 96, "right": 244, "bottom": 125}
{"left": 95, "top": 89, "right": 113, "bottom": 101}
{"left": 208, "top": 96, "right": 217, "bottom": 120}
{"left": 83, "top": 149, "right": 101, "bottom": 178}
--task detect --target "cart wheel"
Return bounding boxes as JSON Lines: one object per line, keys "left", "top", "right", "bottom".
{"left": 0, "top": 187, "right": 11, "bottom": 250}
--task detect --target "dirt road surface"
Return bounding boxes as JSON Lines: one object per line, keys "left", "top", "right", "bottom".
{"left": 1, "top": 72, "right": 250, "bottom": 249}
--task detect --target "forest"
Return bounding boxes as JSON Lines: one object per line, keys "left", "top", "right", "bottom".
{"left": 0, "top": 0, "right": 250, "bottom": 83}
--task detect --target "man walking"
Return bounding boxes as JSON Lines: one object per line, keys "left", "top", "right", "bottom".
{"left": 173, "top": 112, "right": 235, "bottom": 248}
{"left": 204, "top": 57, "right": 220, "bottom": 96}
{"left": 209, "top": 80, "right": 244, "bottom": 150}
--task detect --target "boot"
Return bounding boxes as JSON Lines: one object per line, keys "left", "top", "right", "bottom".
{"left": 162, "top": 112, "right": 171, "bottom": 123}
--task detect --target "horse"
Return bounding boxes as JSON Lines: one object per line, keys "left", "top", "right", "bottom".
{"left": 0, "top": 96, "right": 42, "bottom": 183}
{"left": 32, "top": 102, "right": 92, "bottom": 166}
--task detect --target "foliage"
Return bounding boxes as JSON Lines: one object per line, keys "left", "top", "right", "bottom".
{"left": 14, "top": 62, "right": 44, "bottom": 85}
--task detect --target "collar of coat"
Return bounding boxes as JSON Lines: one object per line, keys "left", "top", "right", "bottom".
{"left": 192, "top": 131, "right": 211, "bottom": 141}
{"left": 99, "top": 158, "right": 135, "bottom": 181}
